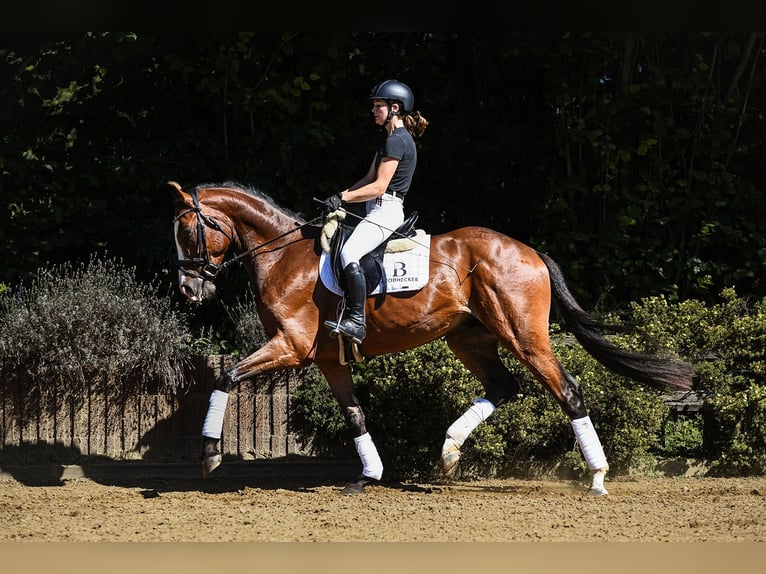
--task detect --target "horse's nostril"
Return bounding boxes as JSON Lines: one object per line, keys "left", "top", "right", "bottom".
{"left": 180, "top": 284, "right": 196, "bottom": 300}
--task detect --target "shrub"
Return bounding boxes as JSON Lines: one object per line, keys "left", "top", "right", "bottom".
{"left": 355, "top": 341, "right": 485, "bottom": 481}
{"left": 288, "top": 323, "right": 687, "bottom": 481}
{"left": 223, "top": 292, "right": 269, "bottom": 354}
{"left": 660, "top": 412, "right": 704, "bottom": 457}
{"left": 289, "top": 365, "right": 352, "bottom": 458}
{"left": 706, "top": 383, "right": 766, "bottom": 475}
{"left": 0, "top": 254, "right": 194, "bottom": 421}
{"left": 629, "top": 288, "right": 766, "bottom": 474}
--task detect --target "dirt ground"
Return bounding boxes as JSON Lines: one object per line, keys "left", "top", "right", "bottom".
{"left": 1, "top": 470, "right": 765, "bottom": 543}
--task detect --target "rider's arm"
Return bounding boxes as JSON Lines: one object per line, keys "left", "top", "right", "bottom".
{"left": 341, "top": 155, "right": 398, "bottom": 204}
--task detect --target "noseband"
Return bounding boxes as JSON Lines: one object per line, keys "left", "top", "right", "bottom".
{"left": 174, "top": 188, "right": 233, "bottom": 280}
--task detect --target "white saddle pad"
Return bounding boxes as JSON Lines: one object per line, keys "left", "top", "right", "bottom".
{"left": 319, "top": 234, "right": 431, "bottom": 296}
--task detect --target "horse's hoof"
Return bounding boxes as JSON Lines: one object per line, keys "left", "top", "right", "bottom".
{"left": 587, "top": 466, "right": 609, "bottom": 496}
{"left": 441, "top": 451, "right": 460, "bottom": 474}
{"left": 440, "top": 437, "right": 461, "bottom": 474}
{"left": 201, "top": 454, "right": 222, "bottom": 477}
{"left": 340, "top": 475, "right": 376, "bottom": 495}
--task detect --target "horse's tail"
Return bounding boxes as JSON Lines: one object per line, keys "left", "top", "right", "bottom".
{"left": 537, "top": 251, "right": 695, "bottom": 391}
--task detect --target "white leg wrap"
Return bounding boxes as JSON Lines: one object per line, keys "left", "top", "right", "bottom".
{"left": 202, "top": 390, "right": 229, "bottom": 439}
{"left": 445, "top": 398, "right": 496, "bottom": 445}
{"left": 354, "top": 432, "right": 383, "bottom": 480}
{"left": 571, "top": 415, "right": 608, "bottom": 470}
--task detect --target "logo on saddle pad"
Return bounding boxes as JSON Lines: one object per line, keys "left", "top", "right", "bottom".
{"left": 318, "top": 213, "right": 431, "bottom": 296}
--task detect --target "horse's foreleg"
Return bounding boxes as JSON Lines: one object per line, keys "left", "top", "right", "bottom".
{"left": 200, "top": 337, "right": 310, "bottom": 477}
{"left": 340, "top": 404, "right": 383, "bottom": 495}
{"left": 201, "top": 372, "right": 237, "bottom": 477}
{"left": 321, "top": 363, "right": 383, "bottom": 495}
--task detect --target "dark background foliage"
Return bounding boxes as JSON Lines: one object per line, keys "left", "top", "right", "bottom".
{"left": 2, "top": 32, "right": 765, "bottom": 332}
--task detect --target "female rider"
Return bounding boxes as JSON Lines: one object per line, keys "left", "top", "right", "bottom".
{"left": 323, "top": 79, "right": 429, "bottom": 344}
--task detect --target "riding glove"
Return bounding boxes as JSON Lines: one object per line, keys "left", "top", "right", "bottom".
{"left": 323, "top": 193, "right": 343, "bottom": 212}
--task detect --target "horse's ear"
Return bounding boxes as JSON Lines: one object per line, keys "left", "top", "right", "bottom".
{"left": 163, "top": 180, "right": 187, "bottom": 201}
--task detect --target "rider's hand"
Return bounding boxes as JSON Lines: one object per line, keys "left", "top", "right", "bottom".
{"left": 323, "top": 192, "right": 343, "bottom": 212}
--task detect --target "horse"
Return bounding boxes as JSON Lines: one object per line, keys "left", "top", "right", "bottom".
{"left": 166, "top": 180, "right": 696, "bottom": 496}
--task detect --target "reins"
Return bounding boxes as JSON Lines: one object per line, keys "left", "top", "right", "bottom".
{"left": 220, "top": 216, "right": 323, "bottom": 270}
{"left": 312, "top": 197, "right": 431, "bottom": 248}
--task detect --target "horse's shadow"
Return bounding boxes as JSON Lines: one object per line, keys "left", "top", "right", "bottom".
{"left": 0, "top": 439, "right": 584, "bottom": 496}
{"left": 0, "top": 450, "right": 361, "bottom": 493}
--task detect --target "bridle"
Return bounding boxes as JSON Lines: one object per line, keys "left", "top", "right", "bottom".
{"left": 174, "top": 186, "right": 322, "bottom": 280}
{"left": 174, "top": 187, "right": 236, "bottom": 280}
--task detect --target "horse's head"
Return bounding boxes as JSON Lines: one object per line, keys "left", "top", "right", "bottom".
{"left": 166, "top": 181, "right": 234, "bottom": 303}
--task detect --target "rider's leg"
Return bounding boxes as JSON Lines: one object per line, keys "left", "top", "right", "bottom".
{"left": 324, "top": 196, "right": 402, "bottom": 342}
{"left": 327, "top": 262, "right": 367, "bottom": 343}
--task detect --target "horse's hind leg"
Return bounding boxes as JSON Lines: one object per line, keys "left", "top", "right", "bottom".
{"left": 449, "top": 320, "right": 609, "bottom": 495}
{"left": 512, "top": 340, "right": 610, "bottom": 496}
{"left": 552, "top": 364, "right": 609, "bottom": 495}
{"left": 440, "top": 325, "right": 524, "bottom": 475}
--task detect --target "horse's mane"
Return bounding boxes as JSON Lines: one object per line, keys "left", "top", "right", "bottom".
{"left": 195, "top": 180, "right": 307, "bottom": 223}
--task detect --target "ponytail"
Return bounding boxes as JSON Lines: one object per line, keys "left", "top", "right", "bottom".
{"left": 404, "top": 111, "right": 429, "bottom": 138}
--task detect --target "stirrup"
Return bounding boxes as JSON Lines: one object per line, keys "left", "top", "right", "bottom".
{"left": 324, "top": 319, "right": 341, "bottom": 336}
{"left": 338, "top": 338, "right": 363, "bottom": 366}
{"left": 335, "top": 321, "right": 365, "bottom": 345}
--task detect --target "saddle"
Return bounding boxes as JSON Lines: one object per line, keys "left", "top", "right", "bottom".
{"left": 327, "top": 210, "right": 420, "bottom": 295}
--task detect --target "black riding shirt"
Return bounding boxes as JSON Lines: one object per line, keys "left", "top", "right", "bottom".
{"left": 374, "top": 126, "right": 417, "bottom": 198}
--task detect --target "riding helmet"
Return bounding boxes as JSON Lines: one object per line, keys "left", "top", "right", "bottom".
{"left": 369, "top": 79, "right": 414, "bottom": 114}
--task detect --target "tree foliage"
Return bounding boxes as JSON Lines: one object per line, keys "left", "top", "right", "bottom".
{"left": 2, "top": 32, "right": 765, "bottom": 325}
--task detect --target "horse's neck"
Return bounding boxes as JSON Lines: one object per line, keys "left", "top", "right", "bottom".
{"left": 231, "top": 202, "right": 314, "bottom": 268}
{"left": 223, "top": 194, "right": 299, "bottom": 247}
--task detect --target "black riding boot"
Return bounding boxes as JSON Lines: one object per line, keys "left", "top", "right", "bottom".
{"left": 324, "top": 262, "right": 367, "bottom": 344}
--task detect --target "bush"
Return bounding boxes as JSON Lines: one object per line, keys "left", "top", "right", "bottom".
{"left": 287, "top": 324, "right": 689, "bottom": 481}
{"left": 706, "top": 383, "right": 766, "bottom": 475}
{"left": 223, "top": 292, "right": 269, "bottom": 355}
{"left": 660, "top": 412, "right": 704, "bottom": 457}
{"left": 629, "top": 288, "right": 766, "bottom": 475}
{"left": 355, "top": 341, "right": 485, "bottom": 481}
{"left": 290, "top": 340, "right": 486, "bottom": 480}
{"left": 0, "top": 254, "right": 194, "bottom": 421}
{"left": 289, "top": 365, "right": 352, "bottom": 458}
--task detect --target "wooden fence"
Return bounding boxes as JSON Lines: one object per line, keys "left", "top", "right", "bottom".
{"left": 0, "top": 355, "right": 311, "bottom": 465}
{"left": 1, "top": 353, "right": 709, "bottom": 468}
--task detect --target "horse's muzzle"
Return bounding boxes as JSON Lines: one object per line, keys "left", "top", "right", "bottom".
{"left": 178, "top": 273, "right": 216, "bottom": 303}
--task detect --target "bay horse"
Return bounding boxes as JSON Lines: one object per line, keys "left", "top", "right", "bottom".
{"left": 167, "top": 180, "right": 695, "bottom": 496}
